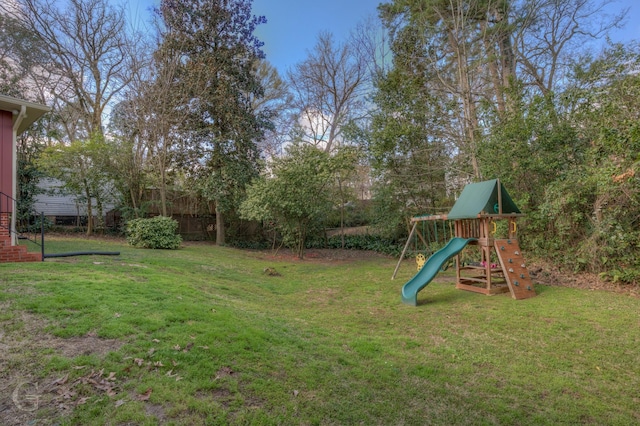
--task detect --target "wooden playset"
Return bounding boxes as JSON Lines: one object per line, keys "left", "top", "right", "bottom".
{"left": 396, "top": 179, "right": 536, "bottom": 301}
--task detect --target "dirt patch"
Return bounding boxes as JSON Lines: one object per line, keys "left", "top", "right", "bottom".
{"left": 46, "top": 334, "right": 122, "bottom": 358}
{"left": 528, "top": 259, "right": 639, "bottom": 297}
{"left": 0, "top": 310, "right": 123, "bottom": 425}
{"left": 259, "top": 248, "right": 391, "bottom": 264}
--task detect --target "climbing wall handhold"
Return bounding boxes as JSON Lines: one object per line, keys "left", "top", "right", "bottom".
{"left": 514, "top": 281, "right": 519, "bottom": 286}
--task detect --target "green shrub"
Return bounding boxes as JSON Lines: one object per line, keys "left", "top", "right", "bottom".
{"left": 126, "top": 216, "right": 182, "bottom": 249}
{"left": 306, "top": 234, "right": 404, "bottom": 257}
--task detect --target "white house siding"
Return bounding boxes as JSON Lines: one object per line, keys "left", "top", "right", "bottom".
{"left": 33, "top": 178, "right": 116, "bottom": 221}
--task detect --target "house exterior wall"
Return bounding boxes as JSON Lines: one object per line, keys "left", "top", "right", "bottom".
{"left": 0, "top": 110, "right": 13, "bottom": 208}
{"left": 33, "top": 178, "right": 117, "bottom": 225}
{"left": 33, "top": 178, "right": 83, "bottom": 216}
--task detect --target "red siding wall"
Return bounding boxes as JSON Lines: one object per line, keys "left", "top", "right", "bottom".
{"left": 0, "top": 110, "right": 13, "bottom": 209}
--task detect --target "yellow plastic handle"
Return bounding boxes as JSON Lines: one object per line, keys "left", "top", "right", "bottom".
{"left": 511, "top": 221, "right": 517, "bottom": 234}
{"left": 491, "top": 222, "right": 497, "bottom": 235}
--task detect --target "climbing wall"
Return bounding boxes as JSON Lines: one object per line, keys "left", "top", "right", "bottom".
{"left": 494, "top": 239, "right": 536, "bottom": 300}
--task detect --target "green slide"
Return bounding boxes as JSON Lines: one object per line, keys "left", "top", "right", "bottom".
{"left": 401, "top": 237, "right": 475, "bottom": 306}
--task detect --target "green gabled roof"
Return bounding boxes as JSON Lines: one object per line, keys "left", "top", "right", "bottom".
{"left": 447, "top": 179, "right": 521, "bottom": 220}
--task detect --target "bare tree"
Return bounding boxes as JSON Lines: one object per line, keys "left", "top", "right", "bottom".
{"left": 7, "top": 0, "right": 142, "bottom": 234}
{"left": 288, "top": 32, "right": 368, "bottom": 153}
{"left": 514, "top": 0, "right": 627, "bottom": 95}
{"left": 15, "top": 0, "right": 139, "bottom": 140}
{"left": 351, "top": 14, "right": 392, "bottom": 82}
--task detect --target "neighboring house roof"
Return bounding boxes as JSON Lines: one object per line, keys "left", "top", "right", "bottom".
{"left": 447, "top": 179, "right": 521, "bottom": 220}
{"left": 0, "top": 94, "right": 50, "bottom": 135}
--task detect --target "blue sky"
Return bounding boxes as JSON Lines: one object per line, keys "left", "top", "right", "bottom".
{"left": 609, "top": 0, "right": 640, "bottom": 42}
{"left": 126, "top": 0, "right": 639, "bottom": 74}
{"left": 252, "top": 0, "right": 381, "bottom": 73}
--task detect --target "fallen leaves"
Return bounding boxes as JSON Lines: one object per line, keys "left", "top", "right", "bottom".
{"left": 137, "top": 388, "right": 153, "bottom": 401}
{"left": 165, "top": 370, "right": 183, "bottom": 381}
{"left": 48, "top": 368, "right": 119, "bottom": 408}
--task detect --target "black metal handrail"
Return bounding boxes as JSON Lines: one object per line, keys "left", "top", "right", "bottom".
{"left": 0, "top": 191, "right": 45, "bottom": 260}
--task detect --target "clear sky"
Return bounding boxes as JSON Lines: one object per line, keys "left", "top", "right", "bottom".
{"left": 125, "top": 0, "right": 639, "bottom": 75}
{"left": 252, "top": 0, "right": 382, "bottom": 73}
{"left": 607, "top": 0, "right": 640, "bottom": 43}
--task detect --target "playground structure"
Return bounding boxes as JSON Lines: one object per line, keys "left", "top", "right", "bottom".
{"left": 397, "top": 179, "right": 537, "bottom": 305}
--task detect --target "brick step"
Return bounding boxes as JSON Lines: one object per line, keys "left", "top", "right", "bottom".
{"left": 0, "top": 245, "right": 42, "bottom": 263}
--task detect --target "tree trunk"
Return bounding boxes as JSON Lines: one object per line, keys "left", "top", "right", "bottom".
{"left": 481, "top": 21, "right": 506, "bottom": 116}
{"left": 96, "top": 191, "right": 104, "bottom": 232}
{"left": 448, "top": 31, "right": 481, "bottom": 180}
{"left": 215, "top": 204, "right": 225, "bottom": 246}
{"left": 339, "top": 177, "right": 345, "bottom": 249}
{"left": 84, "top": 183, "right": 93, "bottom": 236}
{"left": 160, "top": 167, "right": 168, "bottom": 217}
{"left": 129, "top": 186, "right": 139, "bottom": 218}
{"left": 297, "top": 221, "right": 306, "bottom": 259}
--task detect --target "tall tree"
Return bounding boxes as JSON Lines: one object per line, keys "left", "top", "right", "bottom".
{"left": 15, "top": 0, "right": 139, "bottom": 140}
{"left": 157, "top": 0, "right": 268, "bottom": 245}
{"left": 379, "top": 0, "right": 510, "bottom": 179}
{"left": 124, "top": 48, "right": 186, "bottom": 218}
{"left": 514, "top": 0, "right": 625, "bottom": 95}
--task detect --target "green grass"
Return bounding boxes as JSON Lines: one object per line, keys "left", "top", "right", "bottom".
{"left": 1, "top": 236, "right": 640, "bottom": 425}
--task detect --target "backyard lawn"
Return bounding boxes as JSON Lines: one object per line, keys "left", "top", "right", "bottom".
{"left": 1, "top": 236, "right": 639, "bottom": 425}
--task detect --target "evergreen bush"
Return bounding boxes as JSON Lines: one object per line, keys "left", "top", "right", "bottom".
{"left": 126, "top": 216, "right": 182, "bottom": 249}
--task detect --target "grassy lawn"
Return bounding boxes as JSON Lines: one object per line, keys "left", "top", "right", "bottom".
{"left": 1, "top": 236, "right": 639, "bottom": 425}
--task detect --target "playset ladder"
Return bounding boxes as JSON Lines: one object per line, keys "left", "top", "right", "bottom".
{"left": 494, "top": 239, "right": 536, "bottom": 300}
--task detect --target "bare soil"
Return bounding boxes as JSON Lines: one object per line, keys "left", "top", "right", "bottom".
{"left": 527, "top": 258, "right": 639, "bottom": 297}
{"left": 0, "top": 310, "right": 123, "bottom": 425}
{"left": 265, "top": 248, "right": 391, "bottom": 262}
